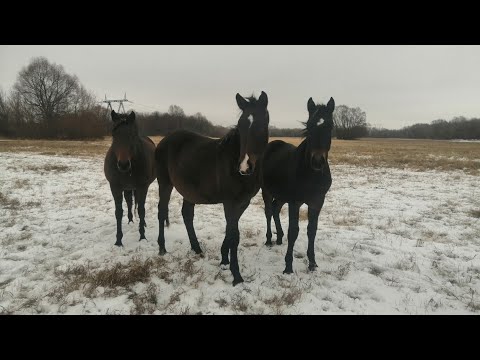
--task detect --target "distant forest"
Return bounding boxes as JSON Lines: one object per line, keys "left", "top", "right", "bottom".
{"left": 1, "top": 57, "right": 479, "bottom": 140}
{"left": 368, "top": 117, "right": 480, "bottom": 140}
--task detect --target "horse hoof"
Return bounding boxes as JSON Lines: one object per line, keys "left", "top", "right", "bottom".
{"left": 192, "top": 247, "right": 203, "bottom": 255}
{"left": 220, "top": 262, "right": 229, "bottom": 270}
{"left": 139, "top": 237, "right": 147, "bottom": 242}
{"left": 283, "top": 268, "right": 293, "bottom": 274}
{"left": 276, "top": 240, "right": 283, "bottom": 245}
{"left": 232, "top": 277, "right": 244, "bottom": 286}
{"left": 114, "top": 242, "right": 123, "bottom": 247}
{"left": 194, "top": 250, "right": 205, "bottom": 258}
{"left": 128, "top": 219, "right": 134, "bottom": 224}
{"left": 159, "top": 249, "right": 167, "bottom": 256}
{"left": 308, "top": 263, "right": 318, "bottom": 271}
{"left": 265, "top": 241, "right": 273, "bottom": 247}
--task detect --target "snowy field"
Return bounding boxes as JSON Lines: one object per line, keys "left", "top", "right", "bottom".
{"left": 1, "top": 151, "right": 480, "bottom": 314}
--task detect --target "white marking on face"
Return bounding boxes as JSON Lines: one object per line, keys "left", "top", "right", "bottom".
{"left": 248, "top": 115, "right": 253, "bottom": 127}
{"left": 239, "top": 153, "right": 249, "bottom": 172}
{"left": 317, "top": 118, "right": 324, "bottom": 126}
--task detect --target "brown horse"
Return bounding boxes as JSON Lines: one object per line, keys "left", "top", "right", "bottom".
{"left": 261, "top": 97, "right": 335, "bottom": 274}
{"left": 104, "top": 110, "right": 156, "bottom": 246}
{"left": 155, "top": 92, "right": 269, "bottom": 286}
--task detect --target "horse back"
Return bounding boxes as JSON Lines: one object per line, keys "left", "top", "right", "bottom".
{"left": 155, "top": 130, "right": 257, "bottom": 204}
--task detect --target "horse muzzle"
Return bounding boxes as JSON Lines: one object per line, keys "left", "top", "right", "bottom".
{"left": 117, "top": 159, "right": 132, "bottom": 173}
{"left": 311, "top": 153, "right": 327, "bottom": 172}
{"left": 238, "top": 154, "right": 256, "bottom": 176}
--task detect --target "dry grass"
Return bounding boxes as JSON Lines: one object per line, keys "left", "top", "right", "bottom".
{"left": 262, "top": 282, "right": 305, "bottom": 314}
{"left": 0, "top": 136, "right": 163, "bottom": 158}
{"left": 0, "top": 191, "right": 20, "bottom": 209}
{"left": 469, "top": 210, "right": 480, "bottom": 218}
{"left": 243, "top": 228, "right": 261, "bottom": 239}
{"left": 50, "top": 256, "right": 167, "bottom": 301}
{"left": 24, "top": 164, "right": 69, "bottom": 172}
{"left": 272, "top": 137, "right": 480, "bottom": 174}
{"left": 299, "top": 208, "right": 308, "bottom": 221}
{"left": 1, "top": 136, "right": 479, "bottom": 173}
{"left": 130, "top": 283, "right": 159, "bottom": 315}
{"left": 14, "top": 179, "right": 30, "bottom": 189}
{"left": 0, "top": 191, "right": 41, "bottom": 211}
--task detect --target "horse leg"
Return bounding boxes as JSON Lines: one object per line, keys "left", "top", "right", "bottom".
{"left": 157, "top": 180, "right": 173, "bottom": 255}
{"left": 110, "top": 185, "right": 124, "bottom": 246}
{"left": 307, "top": 196, "right": 325, "bottom": 271}
{"left": 273, "top": 199, "right": 285, "bottom": 245}
{"left": 136, "top": 186, "right": 148, "bottom": 241}
{"left": 224, "top": 200, "right": 250, "bottom": 286}
{"left": 262, "top": 188, "right": 273, "bottom": 246}
{"left": 182, "top": 199, "right": 203, "bottom": 255}
{"left": 124, "top": 190, "right": 134, "bottom": 223}
{"left": 220, "top": 225, "right": 230, "bottom": 267}
{"left": 283, "top": 202, "right": 301, "bottom": 274}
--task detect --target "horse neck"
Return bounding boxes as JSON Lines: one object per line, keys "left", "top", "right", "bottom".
{"left": 219, "top": 127, "right": 240, "bottom": 160}
{"left": 132, "top": 135, "right": 145, "bottom": 158}
{"left": 296, "top": 138, "right": 310, "bottom": 169}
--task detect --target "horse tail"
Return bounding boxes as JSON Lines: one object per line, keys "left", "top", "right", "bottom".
{"left": 165, "top": 207, "right": 170, "bottom": 227}
{"left": 134, "top": 190, "right": 138, "bottom": 218}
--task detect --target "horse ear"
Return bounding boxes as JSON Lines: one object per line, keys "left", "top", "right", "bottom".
{"left": 236, "top": 93, "right": 249, "bottom": 111}
{"left": 127, "top": 111, "right": 136, "bottom": 123}
{"left": 327, "top": 97, "right": 335, "bottom": 113}
{"left": 111, "top": 110, "right": 118, "bottom": 122}
{"left": 307, "top": 97, "right": 315, "bottom": 113}
{"left": 258, "top": 91, "right": 268, "bottom": 108}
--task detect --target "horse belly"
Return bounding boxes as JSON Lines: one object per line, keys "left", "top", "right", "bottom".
{"left": 169, "top": 171, "right": 220, "bottom": 204}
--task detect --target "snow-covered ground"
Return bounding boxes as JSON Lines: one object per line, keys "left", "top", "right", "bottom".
{"left": 1, "top": 152, "right": 479, "bottom": 314}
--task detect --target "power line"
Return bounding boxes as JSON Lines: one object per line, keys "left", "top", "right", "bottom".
{"left": 100, "top": 93, "right": 130, "bottom": 113}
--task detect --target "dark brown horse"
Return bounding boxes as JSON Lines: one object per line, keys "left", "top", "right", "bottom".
{"left": 260, "top": 97, "right": 335, "bottom": 274}
{"left": 104, "top": 110, "right": 156, "bottom": 246}
{"left": 155, "top": 92, "right": 269, "bottom": 286}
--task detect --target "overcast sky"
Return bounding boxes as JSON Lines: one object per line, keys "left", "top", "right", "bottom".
{"left": 1, "top": 45, "right": 479, "bottom": 129}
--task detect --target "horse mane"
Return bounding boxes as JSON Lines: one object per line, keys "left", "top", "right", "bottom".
{"left": 218, "top": 126, "right": 239, "bottom": 147}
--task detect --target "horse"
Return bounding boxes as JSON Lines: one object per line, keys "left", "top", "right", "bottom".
{"left": 155, "top": 91, "right": 269, "bottom": 286}
{"left": 104, "top": 110, "right": 156, "bottom": 246}
{"left": 260, "top": 97, "right": 335, "bottom": 274}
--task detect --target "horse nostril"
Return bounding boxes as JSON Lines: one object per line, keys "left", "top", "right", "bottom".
{"left": 117, "top": 160, "right": 131, "bottom": 172}
{"left": 311, "top": 155, "right": 326, "bottom": 170}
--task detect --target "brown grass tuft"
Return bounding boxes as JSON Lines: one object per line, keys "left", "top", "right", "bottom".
{"left": 0, "top": 192, "right": 20, "bottom": 209}
{"left": 51, "top": 256, "right": 168, "bottom": 302}
{"left": 469, "top": 209, "right": 480, "bottom": 218}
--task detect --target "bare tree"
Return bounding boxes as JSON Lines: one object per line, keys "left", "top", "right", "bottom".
{"left": 334, "top": 105, "right": 368, "bottom": 140}
{"left": 12, "top": 57, "right": 95, "bottom": 127}
{"left": 0, "top": 89, "right": 9, "bottom": 135}
{"left": 168, "top": 104, "right": 185, "bottom": 130}
{"left": 168, "top": 104, "right": 185, "bottom": 117}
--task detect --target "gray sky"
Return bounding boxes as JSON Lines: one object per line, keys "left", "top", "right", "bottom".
{"left": 1, "top": 45, "right": 479, "bottom": 129}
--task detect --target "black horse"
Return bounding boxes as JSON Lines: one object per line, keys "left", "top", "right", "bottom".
{"left": 104, "top": 110, "right": 156, "bottom": 246}
{"left": 155, "top": 92, "right": 269, "bottom": 285}
{"left": 261, "top": 97, "right": 335, "bottom": 274}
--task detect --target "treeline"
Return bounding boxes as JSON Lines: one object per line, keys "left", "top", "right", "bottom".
{"left": 136, "top": 105, "right": 228, "bottom": 138}
{"left": 4, "top": 57, "right": 478, "bottom": 141}
{"left": 269, "top": 126, "right": 303, "bottom": 137}
{"left": 368, "top": 117, "right": 480, "bottom": 140}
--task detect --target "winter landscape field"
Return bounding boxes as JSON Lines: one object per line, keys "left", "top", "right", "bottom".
{"left": 1, "top": 137, "right": 479, "bottom": 314}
